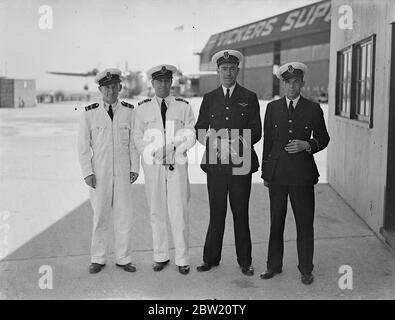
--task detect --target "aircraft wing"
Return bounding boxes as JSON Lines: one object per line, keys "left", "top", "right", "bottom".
{"left": 47, "top": 71, "right": 95, "bottom": 77}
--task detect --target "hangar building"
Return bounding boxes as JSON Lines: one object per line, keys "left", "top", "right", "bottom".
{"left": 0, "top": 77, "right": 36, "bottom": 108}
{"left": 199, "top": 0, "right": 331, "bottom": 101}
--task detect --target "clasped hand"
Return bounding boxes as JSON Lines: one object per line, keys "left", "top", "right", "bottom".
{"left": 153, "top": 143, "right": 175, "bottom": 162}
{"left": 284, "top": 139, "right": 310, "bottom": 154}
{"left": 213, "top": 138, "right": 237, "bottom": 161}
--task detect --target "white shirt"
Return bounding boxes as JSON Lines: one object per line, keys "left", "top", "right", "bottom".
{"left": 103, "top": 99, "right": 119, "bottom": 115}
{"left": 285, "top": 95, "right": 300, "bottom": 109}
{"left": 155, "top": 95, "right": 171, "bottom": 109}
{"left": 222, "top": 83, "right": 236, "bottom": 98}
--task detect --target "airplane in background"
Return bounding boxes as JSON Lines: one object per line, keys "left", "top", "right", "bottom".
{"left": 174, "top": 70, "right": 217, "bottom": 97}
{"left": 47, "top": 67, "right": 100, "bottom": 91}
{"left": 47, "top": 68, "right": 100, "bottom": 78}
{"left": 46, "top": 63, "right": 146, "bottom": 98}
{"left": 120, "top": 64, "right": 147, "bottom": 98}
{"left": 47, "top": 64, "right": 216, "bottom": 100}
{"left": 143, "top": 69, "right": 218, "bottom": 98}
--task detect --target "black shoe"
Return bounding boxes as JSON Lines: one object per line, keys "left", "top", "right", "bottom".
{"left": 178, "top": 265, "right": 190, "bottom": 275}
{"left": 301, "top": 273, "right": 314, "bottom": 285}
{"left": 196, "top": 262, "right": 219, "bottom": 272}
{"left": 260, "top": 269, "right": 282, "bottom": 280}
{"left": 116, "top": 262, "right": 137, "bottom": 273}
{"left": 89, "top": 263, "right": 105, "bottom": 274}
{"left": 153, "top": 259, "right": 170, "bottom": 272}
{"left": 240, "top": 265, "right": 254, "bottom": 276}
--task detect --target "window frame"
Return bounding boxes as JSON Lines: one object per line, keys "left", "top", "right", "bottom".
{"left": 335, "top": 34, "right": 376, "bottom": 128}
{"left": 336, "top": 46, "right": 352, "bottom": 117}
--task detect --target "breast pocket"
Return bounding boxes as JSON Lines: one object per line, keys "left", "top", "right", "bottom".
{"left": 143, "top": 118, "right": 159, "bottom": 134}
{"left": 118, "top": 123, "right": 130, "bottom": 147}
{"left": 143, "top": 118, "right": 163, "bottom": 146}
{"left": 91, "top": 123, "right": 107, "bottom": 145}
{"left": 167, "top": 115, "right": 185, "bottom": 135}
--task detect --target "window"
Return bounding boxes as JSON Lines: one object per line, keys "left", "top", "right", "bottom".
{"left": 355, "top": 38, "right": 374, "bottom": 122}
{"left": 337, "top": 47, "right": 352, "bottom": 117}
{"left": 336, "top": 35, "right": 375, "bottom": 127}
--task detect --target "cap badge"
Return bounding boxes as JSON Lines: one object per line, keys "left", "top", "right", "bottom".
{"left": 106, "top": 72, "right": 112, "bottom": 80}
{"left": 161, "top": 66, "right": 167, "bottom": 74}
{"left": 288, "top": 65, "right": 294, "bottom": 73}
{"left": 224, "top": 51, "right": 229, "bottom": 59}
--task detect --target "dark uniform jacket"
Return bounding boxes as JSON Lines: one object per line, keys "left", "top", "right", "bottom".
{"left": 195, "top": 83, "right": 262, "bottom": 175}
{"left": 261, "top": 96, "right": 330, "bottom": 185}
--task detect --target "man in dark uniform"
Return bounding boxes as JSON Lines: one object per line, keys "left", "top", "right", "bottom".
{"left": 260, "top": 62, "right": 330, "bottom": 285}
{"left": 195, "top": 50, "right": 262, "bottom": 276}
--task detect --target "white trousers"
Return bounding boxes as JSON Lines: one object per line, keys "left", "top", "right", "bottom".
{"left": 143, "top": 163, "right": 190, "bottom": 266}
{"left": 89, "top": 175, "right": 134, "bottom": 265}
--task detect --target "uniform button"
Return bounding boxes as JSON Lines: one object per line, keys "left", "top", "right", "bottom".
{"left": 289, "top": 120, "right": 293, "bottom": 123}
{"left": 225, "top": 117, "right": 229, "bottom": 120}
{"left": 289, "top": 139, "right": 292, "bottom": 142}
{"left": 211, "top": 115, "right": 214, "bottom": 118}
{"left": 305, "top": 126, "right": 308, "bottom": 129}
{"left": 289, "top": 130, "right": 293, "bottom": 133}
{"left": 274, "top": 124, "right": 278, "bottom": 128}
{"left": 226, "top": 107, "right": 229, "bottom": 110}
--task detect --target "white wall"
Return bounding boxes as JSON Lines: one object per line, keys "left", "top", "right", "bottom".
{"left": 327, "top": 0, "right": 394, "bottom": 234}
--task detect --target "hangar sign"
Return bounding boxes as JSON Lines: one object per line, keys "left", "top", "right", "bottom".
{"left": 214, "top": 0, "right": 330, "bottom": 50}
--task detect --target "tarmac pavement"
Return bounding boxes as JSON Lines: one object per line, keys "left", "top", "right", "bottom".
{"left": 0, "top": 99, "right": 394, "bottom": 300}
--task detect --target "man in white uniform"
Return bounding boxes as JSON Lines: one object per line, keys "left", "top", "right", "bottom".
{"left": 133, "top": 64, "right": 196, "bottom": 275}
{"left": 78, "top": 68, "right": 140, "bottom": 274}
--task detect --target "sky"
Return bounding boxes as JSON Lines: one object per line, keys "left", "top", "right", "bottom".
{"left": 0, "top": 0, "right": 320, "bottom": 91}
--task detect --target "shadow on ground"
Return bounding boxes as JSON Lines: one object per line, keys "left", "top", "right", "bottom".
{"left": 4, "top": 184, "right": 373, "bottom": 262}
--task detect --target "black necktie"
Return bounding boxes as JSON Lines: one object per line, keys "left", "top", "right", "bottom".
{"left": 225, "top": 88, "right": 230, "bottom": 101}
{"left": 108, "top": 104, "right": 113, "bottom": 120}
{"left": 289, "top": 100, "right": 295, "bottom": 117}
{"left": 161, "top": 99, "right": 167, "bottom": 128}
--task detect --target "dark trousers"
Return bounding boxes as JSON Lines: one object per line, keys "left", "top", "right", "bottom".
{"left": 267, "top": 184, "right": 315, "bottom": 274}
{"left": 203, "top": 172, "right": 252, "bottom": 267}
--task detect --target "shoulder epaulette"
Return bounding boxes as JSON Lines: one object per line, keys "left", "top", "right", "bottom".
{"left": 138, "top": 98, "right": 152, "bottom": 106}
{"left": 175, "top": 97, "right": 189, "bottom": 104}
{"left": 85, "top": 103, "right": 99, "bottom": 111}
{"left": 121, "top": 101, "right": 134, "bottom": 109}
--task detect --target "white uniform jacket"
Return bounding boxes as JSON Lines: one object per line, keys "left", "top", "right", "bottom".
{"left": 133, "top": 96, "right": 195, "bottom": 266}
{"left": 77, "top": 100, "right": 140, "bottom": 265}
